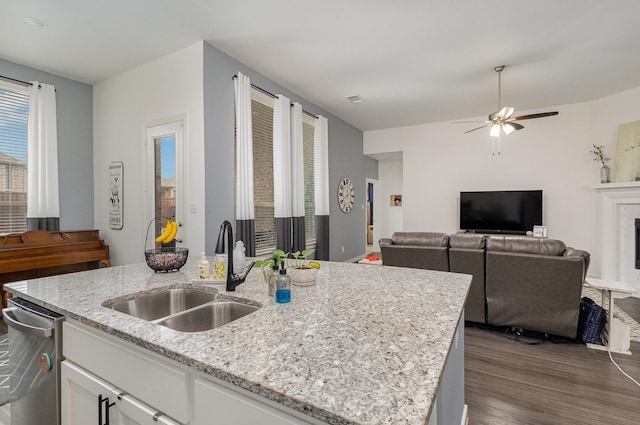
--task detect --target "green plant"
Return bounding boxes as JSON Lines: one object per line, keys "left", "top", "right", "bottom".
{"left": 288, "top": 249, "right": 318, "bottom": 269}
{"left": 253, "top": 250, "right": 287, "bottom": 282}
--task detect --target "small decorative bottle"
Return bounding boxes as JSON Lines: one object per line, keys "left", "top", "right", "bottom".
{"left": 275, "top": 263, "right": 291, "bottom": 304}
{"left": 268, "top": 263, "right": 279, "bottom": 297}
{"left": 197, "top": 252, "right": 211, "bottom": 280}
{"left": 213, "top": 253, "right": 227, "bottom": 282}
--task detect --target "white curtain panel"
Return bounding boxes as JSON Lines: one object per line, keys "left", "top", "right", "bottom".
{"left": 273, "top": 95, "right": 292, "bottom": 218}
{"left": 27, "top": 81, "right": 59, "bottom": 221}
{"left": 290, "top": 102, "right": 305, "bottom": 218}
{"left": 314, "top": 116, "right": 329, "bottom": 215}
{"left": 234, "top": 72, "right": 255, "bottom": 222}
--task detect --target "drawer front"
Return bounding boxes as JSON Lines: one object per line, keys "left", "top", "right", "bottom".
{"left": 63, "top": 321, "right": 190, "bottom": 424}
{"left": 194, "top": 376, "right": 321, "bottom": 425}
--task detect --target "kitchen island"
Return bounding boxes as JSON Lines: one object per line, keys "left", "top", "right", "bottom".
{"left": 6, "top": 259, "right": 470, "bottom": 425}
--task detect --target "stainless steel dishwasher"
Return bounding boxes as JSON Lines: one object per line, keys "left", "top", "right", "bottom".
{"left": 2, "top": 297, "right": 64, "bottom": 425}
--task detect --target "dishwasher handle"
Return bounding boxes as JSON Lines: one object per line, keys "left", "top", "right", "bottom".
{"left": 2, "top": 307, "right": 53, "bottom": 338}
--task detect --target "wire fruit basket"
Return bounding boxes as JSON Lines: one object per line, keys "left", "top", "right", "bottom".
{"left": 144, "top": 217, "right": 189, "bottom": 272}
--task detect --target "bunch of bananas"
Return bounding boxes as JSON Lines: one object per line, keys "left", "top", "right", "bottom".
{"left": 155, "top": 219, "right": 178, "bottom": 244}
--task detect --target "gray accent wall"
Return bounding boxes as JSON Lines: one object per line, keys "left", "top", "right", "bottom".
{"left": 203, "top": 43, "right": 377, "bottom": 261}
{"left": 0, "top": 58, "right": 94, "bottom": 230}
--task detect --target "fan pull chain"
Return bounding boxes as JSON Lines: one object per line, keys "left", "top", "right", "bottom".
{"left": 492, "top": 136, "right": 501, "bottom": 155}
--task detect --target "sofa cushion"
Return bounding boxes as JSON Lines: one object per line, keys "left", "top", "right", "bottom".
{"left": 486, "top": 236, "right": 566, "bottom": 256}
{"left": 449, "top": 233, "right": 486, "bottom": 249}
{"left": 391, "top": 232, "right": 448, "bottom": 247}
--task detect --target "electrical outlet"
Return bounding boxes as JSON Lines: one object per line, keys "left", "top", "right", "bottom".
{"left": 341, "top": 246, "right": 344, "bottom": 253}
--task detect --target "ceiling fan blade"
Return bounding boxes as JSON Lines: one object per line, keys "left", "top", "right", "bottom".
{"left": 498, "top": 107, "right": 514, "bottom": 119}
{"left": 490, "top": 107, "right": 515, "bottom": 122}
{"left": 511, "top": 122, "right": 524, "bottom": 131}
{"left": 511, "top": 111, "right": 558, "bottom": 121}
{"left": 464, "top": 125, "right": 488, "bottom": 133}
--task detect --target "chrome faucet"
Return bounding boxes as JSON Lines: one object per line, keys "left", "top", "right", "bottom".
{"left": 215, "top": 220, "right": 254, "bottom": 291}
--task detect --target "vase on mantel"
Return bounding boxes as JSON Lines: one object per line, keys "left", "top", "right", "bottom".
{"left": 600, "top": 165, "right": 610, "bottom": 183}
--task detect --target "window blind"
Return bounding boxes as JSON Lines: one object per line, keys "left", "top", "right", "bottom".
{"left": 241, "top": 90, "right": 316, "bottom": 255}
{"left": 0, "top": 84, "right": 28, "bottom": 234}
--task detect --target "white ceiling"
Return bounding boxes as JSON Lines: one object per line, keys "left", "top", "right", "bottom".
{"left": 2, "top": 0, "right": 640, "bottom": 131}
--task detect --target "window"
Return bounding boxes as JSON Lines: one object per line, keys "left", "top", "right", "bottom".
{"left": 241, "top": 90, "right": 315, "bottom": 255}
{"left": 0, "top": 82, "right": 28, "bottom": 234}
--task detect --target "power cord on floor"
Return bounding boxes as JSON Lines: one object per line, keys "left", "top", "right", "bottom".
{"left": 608, "top": 347, "right": 640, "bottom": 388}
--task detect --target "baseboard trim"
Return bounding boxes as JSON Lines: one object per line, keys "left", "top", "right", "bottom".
{"left": 461, "top": 404, "right": 468, "bottom": 425}
{"left": 345, "top": 255, "right": 365, "bottom": 263}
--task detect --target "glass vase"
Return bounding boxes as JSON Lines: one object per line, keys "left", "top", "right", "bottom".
{"left": 600, "top": 165, "right": 610, "bottom": 184}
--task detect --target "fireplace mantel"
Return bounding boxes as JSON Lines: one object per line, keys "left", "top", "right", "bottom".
{"left": 594, "top": 182, "right": 640, "bottom": 295}
{"left": 593, "top": 181, "right": 640, "bottom": 191}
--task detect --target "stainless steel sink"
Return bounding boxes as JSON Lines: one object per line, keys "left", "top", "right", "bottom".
{"left": 104, "top": 288, "right": 259, "bottom": 332}
{"left": 108, "top": 288, "right": 217, "bottom": 321}
{"left": 156, "top": 302, "right": 259, "bottom": 332}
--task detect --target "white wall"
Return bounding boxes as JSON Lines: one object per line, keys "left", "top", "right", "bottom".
{"left": 93, "top": 42, "right": 205, "bottom": 266}
{"left": 364, "top": 85, "right": 640, "bottom": 278}
{"left": 378, "top": 157, "right": 404, "bottom": 240}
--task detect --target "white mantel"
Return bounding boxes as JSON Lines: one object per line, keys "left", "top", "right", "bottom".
{"left": 593, "top": 181, "right": 640, "bottom": 296}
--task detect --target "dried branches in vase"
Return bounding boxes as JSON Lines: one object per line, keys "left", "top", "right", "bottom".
{"left": 590, "top": 144, "right": 611, "bottom": 183}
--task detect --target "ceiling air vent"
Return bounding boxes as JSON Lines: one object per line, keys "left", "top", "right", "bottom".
{"left": 346, "top": 95, "right": 365, "bottom": 104}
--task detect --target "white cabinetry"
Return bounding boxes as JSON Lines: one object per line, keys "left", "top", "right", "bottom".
{"left": 61, "top": 361, "right": 178, "bottom": 425}
{"left": 62, "top": 321, "right": 189, "bottom": 424}
{"left": 194, "top": 377, "right": 319, "bottom": 425}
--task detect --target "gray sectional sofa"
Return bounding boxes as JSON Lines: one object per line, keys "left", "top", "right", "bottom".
{"left": 379, "top": 232, "right": 590, "bottom": 339}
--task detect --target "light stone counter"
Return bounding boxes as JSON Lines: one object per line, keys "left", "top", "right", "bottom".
{"left": 6, "top": 259, "right": 471, "bottom": 425}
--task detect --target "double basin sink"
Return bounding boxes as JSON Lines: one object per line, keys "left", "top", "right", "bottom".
{"left": 104, "top": 288, "right": 259, "bottom": 332}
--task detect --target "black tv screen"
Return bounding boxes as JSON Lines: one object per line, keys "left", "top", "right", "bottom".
{"left": 460, "top": 190, "right": 542, "bottom": 234}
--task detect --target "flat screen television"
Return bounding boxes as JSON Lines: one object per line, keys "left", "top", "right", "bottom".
{"left": 459, "top": 190, "right": 542, "bottom": 234}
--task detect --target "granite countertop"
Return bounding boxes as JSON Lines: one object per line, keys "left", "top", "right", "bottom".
{"left": 6, "top": 259, "right": 470, "bottom": 425}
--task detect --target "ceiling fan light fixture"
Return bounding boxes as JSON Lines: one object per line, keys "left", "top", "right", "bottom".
{"left": 490, "top": 124, "right": 501, "bottom": 137}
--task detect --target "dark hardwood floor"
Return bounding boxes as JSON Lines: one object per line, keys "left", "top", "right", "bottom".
{"left": 465, "top": 295, "right": 640, "bottom": 425}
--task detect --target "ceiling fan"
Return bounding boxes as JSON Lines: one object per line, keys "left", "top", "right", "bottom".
{"left": 457, "top": 65, "right": 559, "bottom": 147}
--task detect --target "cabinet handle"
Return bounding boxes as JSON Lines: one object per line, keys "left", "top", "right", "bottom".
{"left": 98, "top": 394, "right": 116, "bottom": 425}
{"left": 105, "top": 398, "right": 115, "bottom": 425}
{"left": 98, "top": 394, "right": 105, "bottom": 425}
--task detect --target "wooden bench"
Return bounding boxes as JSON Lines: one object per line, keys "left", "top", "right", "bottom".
{"left": 0, "top": 230, "right": 110, "bottom": 306}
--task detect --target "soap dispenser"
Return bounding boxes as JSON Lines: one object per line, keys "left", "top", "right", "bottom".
{"left": 212, "top": 253, "right": 227, "bottom": 282}
{"left": 275, "top": 262, "right": 291, "bottom": 303}
{"left": 197, "top": 252, "right": 211, "bottom": 280}
{"left": 268, "top": 262, "right": 279, "bottom": 297}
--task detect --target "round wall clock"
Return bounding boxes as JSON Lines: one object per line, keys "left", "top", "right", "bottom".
{"left": 338, "top": 177, "right": 355, "bottom": 213}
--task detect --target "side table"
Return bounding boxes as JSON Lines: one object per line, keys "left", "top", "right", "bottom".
{"left": 584, "top": 277, "right": 634, "bottom": 355}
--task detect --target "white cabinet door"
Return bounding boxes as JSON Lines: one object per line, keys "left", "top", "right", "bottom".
{"left": 63, "top": 321, "right": 190, "bottom": 424}
{"left": 62, "top": 361, "right": 180, "bottom": 425}
{"left": 61, "top": 360, "right": 120, "bottom": 425}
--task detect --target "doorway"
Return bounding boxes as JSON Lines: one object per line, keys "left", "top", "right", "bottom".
{"left": 145, "top": 119, "right": 187, "bottom": 247}
{"left": 366, "top": 178, "right": 380, "bottom": 254}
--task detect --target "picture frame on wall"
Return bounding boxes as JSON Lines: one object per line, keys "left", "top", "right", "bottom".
{"left": 109, "top": 161, "right": 123, "bottom": 230}
{"left": 390, "top": 195, "right": 402, "bottom": 206}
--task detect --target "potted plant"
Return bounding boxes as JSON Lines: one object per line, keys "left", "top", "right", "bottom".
{"left": 287, "top": 249, "right": 320, "bottom": 286}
